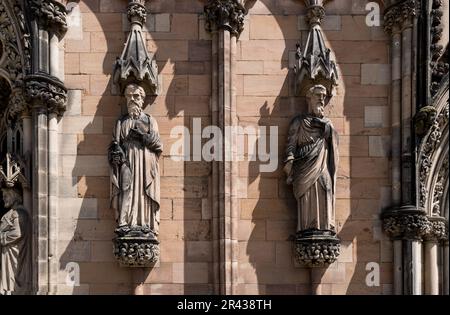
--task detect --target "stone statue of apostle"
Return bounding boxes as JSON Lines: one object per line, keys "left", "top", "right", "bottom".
{"left": 283, "top": 84, "right": 339, "bottom": 233}
{"left": 0, "top": 187, "right": 30, "bottom": 294}
{"left": 109, "top": 83, "right": 163, "bottom": 238}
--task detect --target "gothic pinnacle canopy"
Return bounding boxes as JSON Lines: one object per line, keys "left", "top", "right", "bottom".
{"left": 295, "top": 0, "right": 338, "bottom": 97}
{"left": 113, "top": 0, "right": 159, "bottom": 96}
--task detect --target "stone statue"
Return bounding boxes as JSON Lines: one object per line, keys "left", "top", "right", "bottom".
{"left": 109, "top": 83, "right": 163, "bottom": 239}
{"left": 0, "top": 187, "right": 30, "bottom": 294}
{"left": 284, "top": 84, "right": 339, "bottom": 233}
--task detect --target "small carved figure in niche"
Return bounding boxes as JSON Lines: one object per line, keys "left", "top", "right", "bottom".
{"left": 109, "top": 83, "right": 163, "bottom": 239}
{"left": 284, "top": 84, "right": 339, "bottom": 234}
{"left": 0, "top": 186, "right": 30, "bottom": 294}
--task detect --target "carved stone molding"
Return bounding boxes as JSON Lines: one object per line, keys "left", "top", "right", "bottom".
{"left": 384, "top": 0, "right": 420, "bottom": 34}
{"left": 431, "top": 46, "right": 449, "bottom": 96}
{"left": 295, "top": 230, "right": 340, "bottom": 268}
{"left": 204, "top": 0, "right": 247, "bottom": 37}
{"left": 0, "top": 0, "right": 30, "bottom": 86}
{"left": 28, "top": 0, "right": 67, "bottom": 36}
{"left": 417, "top": 98, "right": 448, "bottom": 212}
{"left": 24, "top": 74, "right": 67, "bottom": 115}
{"left": 113, "top": 227, "right": 160, "bottom": 267}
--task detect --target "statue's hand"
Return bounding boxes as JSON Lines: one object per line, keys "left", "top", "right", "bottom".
{"left": 283, "top": 160, "right": 293, "bottom": 177}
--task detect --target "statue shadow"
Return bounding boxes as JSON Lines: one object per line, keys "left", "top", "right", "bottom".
{"left": 60, "top": 0, "right": 213, "bottom": 295}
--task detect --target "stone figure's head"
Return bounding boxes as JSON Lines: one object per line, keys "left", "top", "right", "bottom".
{"left": 306, "top": 85, "right": 327, "bottom": 118}
{"left": 1, "top": 187, "right": 22, "bottom": 209}
{"left": 125, "top": 83, "right": 146, "bottom": 119}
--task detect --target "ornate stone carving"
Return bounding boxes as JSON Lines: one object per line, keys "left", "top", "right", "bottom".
{"left": 0, "top": 153, "right": 31, "bottom": 294}
{"left": 204, "top": 0, "right": 247, "bottom": 37}
{"left": 28, "top": 0, "right": 67, "bottom": 36}
{"left": 414, "top": 105, "right": 437, "bottom": 137}
{"left": 295, "top": 1, "right": 338, "bottom": 97}
{"left": 417, "top": 99, "right": 448, "bottom": 211}
{"left": 382, "top": 206, "right": 449, "bottom": 242}
{"left": 114, "top": 227, "right": 160, "bottom": 267}
{"left": 24, "top": 74, "right": 67, "bottom": 115}
{"left": 424, "top": 217, "right": 448, "bottom": 242}
{"left": 127, "top": 0, "right": 147, "bottom": 26}
{"left": 284, "top": 85, "right": 340, "bottom": 267}
{"left": 109, "top": 84, "right": 162, "bottom": 267}
{"left": 432, "top": 156, "right": 448, "bottom": 216}
{"left": 384, "top": 0, "right": 420, "bottom": 34}
{"left": 431, "top": 46, "right": 449, "bottom": 96}
{"left": 382, "top": 207, "right": 430, "bottom": 240}
{"left": 0, "top": 153, "right": 28, "bottom": 189}
{"left": 295, "top": 230, "right": 340, "bottom": 267}
{"left": 113, "top": 0, "right": 159, "bottom": 96}
{"left": 0, "top": 1, "right": 28, "bottom": 85}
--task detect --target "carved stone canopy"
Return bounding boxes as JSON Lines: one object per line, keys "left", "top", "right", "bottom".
{"left": 295, "top": 0, "right": 338, "bottom": 97}
{"left": 0, "top": 153, "right": 28, "bottom": 189}
{"left": 113, "top": 0, "right": 159, "bottom": 96}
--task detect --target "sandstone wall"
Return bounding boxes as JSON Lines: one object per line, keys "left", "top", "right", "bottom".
{"left": 58, "top": 0, "right": 393, "bottom": 294}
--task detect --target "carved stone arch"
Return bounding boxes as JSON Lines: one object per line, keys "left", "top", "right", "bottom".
{"left": 0, "top": 0, "right": 31, "bottom": 124}
{"left": 417, "top": 74, "right": 449, "bottom": 217}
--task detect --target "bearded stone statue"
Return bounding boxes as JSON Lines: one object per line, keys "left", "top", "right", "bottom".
{"left": 0, "top": 187, "right": 30, "bottom": 294}
{"left": 109, "top": 83, "right": 163, "bottom": 239}
{"left": 284, "top": 84, "right": 339, "bottom": 234}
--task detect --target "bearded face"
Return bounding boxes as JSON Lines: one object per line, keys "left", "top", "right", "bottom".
{"left": 125, "top": 84, "right": 145, "bottom": 119}
{"left": 307, "top": 87, "right": 326, "bottom": 118}
{"left": 2, "top": 188, "right": 21, "bottom": 209}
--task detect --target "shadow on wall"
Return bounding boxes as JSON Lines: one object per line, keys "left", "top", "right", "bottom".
{"left": 60, "top": 0, "right": 213, "bottom": 295}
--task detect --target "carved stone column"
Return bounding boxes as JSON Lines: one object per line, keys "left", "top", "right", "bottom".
{"left": 382, "top": 0, "right": 424, "bottom": 295}
{"left": 25, "top": 0, "right": 68, "bottom": 294}
{"left": 204, "top": 0, "right": 247, "bottom": 295}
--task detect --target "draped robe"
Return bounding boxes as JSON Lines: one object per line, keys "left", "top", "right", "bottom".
{"left": 0, "top": 206, "right": 30, "bottom": 294}
{"left": 285, "top": 114, "right": 339, "bottom": 232}
{"left": 110, "top": 112, "right": 162, "bottom": 234}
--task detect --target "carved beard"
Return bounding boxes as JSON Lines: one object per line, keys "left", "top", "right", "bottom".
{"left": 128, "top": 102, "right": 142, "bottom": 119}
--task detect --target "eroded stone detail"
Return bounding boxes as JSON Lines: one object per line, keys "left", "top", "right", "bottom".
{"left": 382, "top": 207, "right": 449, "bottom": 241}
{"left": 127, "top": 0, "right": 147, "bottom": 26}
{"left": 28, "top": 0, "right": 67, "bottom": 36}
{"left": 24, "top": 74, "right": 67, "bottom": 115}
{"left": 382, "top": 208, "right": 430, "bottom": 240}
{"left": 204, "top": 0, "right": 247, "bottom": 37}
{"left": 418, "top": 101, "right": 449, "bottom": 210}
{"left": 295, "top": 230, "right": 340, "bottom": 267}
{"left": 113, "top": 226, "right": 160, "bottom": 267}
{"left": 384, "top": 0, "right": 420, "bottom": 34}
